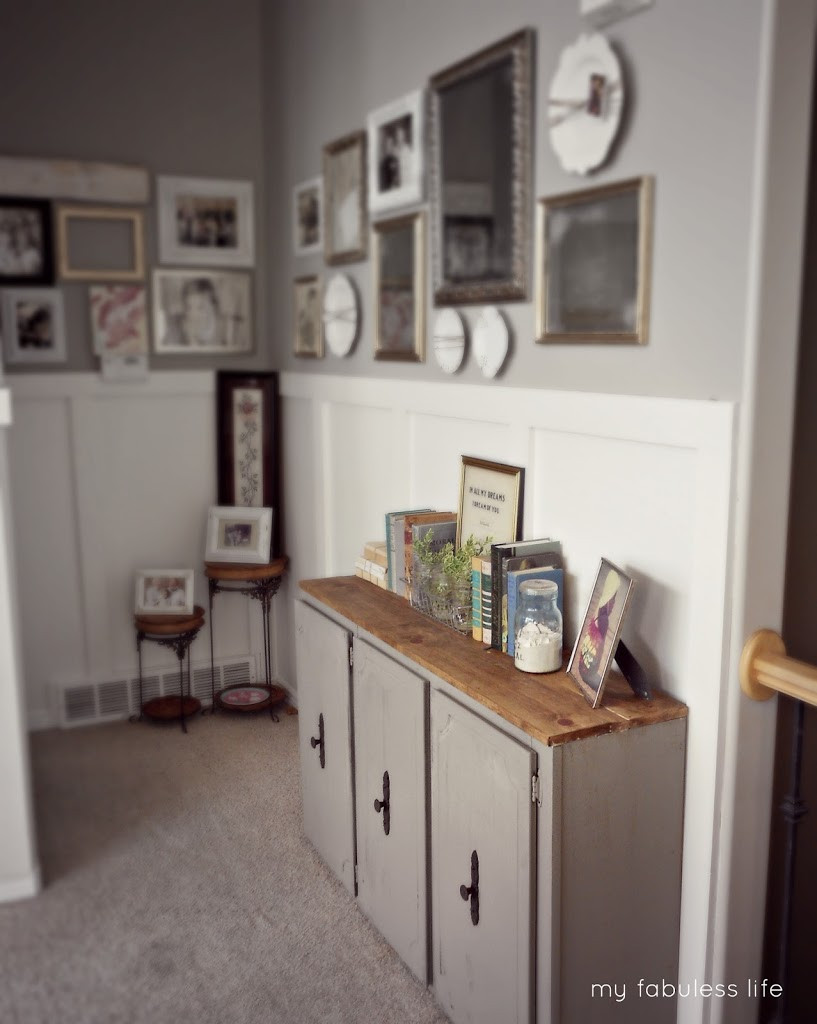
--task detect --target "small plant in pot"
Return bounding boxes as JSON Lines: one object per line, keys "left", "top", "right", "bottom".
{"left": 413, "top": 531, "right": 491, "bottom": 632}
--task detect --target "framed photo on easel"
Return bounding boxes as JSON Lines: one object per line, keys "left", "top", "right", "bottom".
{"left": 568, "top": 558, "right": 635, "bottom": 707}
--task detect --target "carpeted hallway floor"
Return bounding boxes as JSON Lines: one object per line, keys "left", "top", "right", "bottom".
{"left": 0, "top": 711, "right": 448, "bottom": 1024}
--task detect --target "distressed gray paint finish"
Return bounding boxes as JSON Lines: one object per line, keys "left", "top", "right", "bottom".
{"left": 294, "top": 599, "right": 356, "bottom": 894}
{"left": 431, "top": 688, "right": 535, "bottom": 1024}
{"left": 353, "top": 638, "right": 428, "bottom": 982}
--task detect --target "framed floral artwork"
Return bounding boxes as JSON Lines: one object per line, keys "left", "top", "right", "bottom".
{"left": 216, "top": 371, "right": 282, "bottom": 558}
{"left": 89, "top": 284, "right": 148, "bottom": 356}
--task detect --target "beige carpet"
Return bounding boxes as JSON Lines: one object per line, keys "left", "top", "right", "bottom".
{"left": 0, "top": 711, "right": 447, "bottom": 1024}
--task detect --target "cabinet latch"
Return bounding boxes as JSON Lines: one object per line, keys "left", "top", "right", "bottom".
{"left": 531, "top": 774, "right": 541, "bottom": 806}
{"left": 348, "top": 641, "right": 354, "bottom": 669}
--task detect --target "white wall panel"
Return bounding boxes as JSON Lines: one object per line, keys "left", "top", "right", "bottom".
{"left": 8, "top": 373, "right": 260, "bottom": 726}
{"left": 280, "top": 371, "right": 735, "bottom": 1017}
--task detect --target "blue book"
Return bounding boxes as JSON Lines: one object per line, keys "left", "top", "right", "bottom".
{"left": 384, "top": 508, "right": 430, "bottom": 591}
{"left": 507, "top": 566, "right": 564, "bottom": 658}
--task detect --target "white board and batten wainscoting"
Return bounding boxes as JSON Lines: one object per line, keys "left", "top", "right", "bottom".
{"left": 8, "top": 369, "right": 735, "bottom": 1021}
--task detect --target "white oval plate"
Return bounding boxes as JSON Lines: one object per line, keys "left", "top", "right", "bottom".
{"left": 472, "top": 306, "right": 508, "bottom": 379}
{"left": 548, "top": 33, "right": 624, "bottom": 175}
{"left": 322, "top": 274, "right": 358, "bottom": 357}
{"left": 432, "top": 308, "right": 466, "bottom": 374}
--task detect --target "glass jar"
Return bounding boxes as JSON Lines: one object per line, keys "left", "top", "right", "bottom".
{"left": 513, "top": 579, "right": 562, "bottom": 674}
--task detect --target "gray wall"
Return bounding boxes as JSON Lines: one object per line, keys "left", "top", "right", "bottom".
{"left": 0, "top": 0, "right": 267, "bottom": 373}
{"left": 262, "top": 0, "right": 764, "bottom": 400}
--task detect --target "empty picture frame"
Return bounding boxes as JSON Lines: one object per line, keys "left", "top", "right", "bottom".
{"left": 134, "top": 569, "right": 195, "bottom": 616}
{"left": 205, "top": 505, "right": 273, "bottom": 564}
{"left": 57, "top": 205, "right": 145, "bottom": 281}
{"left": 536, "top": 176, "right": 653, "bottom": 343}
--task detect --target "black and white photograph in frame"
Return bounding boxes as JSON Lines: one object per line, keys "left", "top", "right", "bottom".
{"left": 1, "top": 287, "right": 66, "bottom": 364}
{"left": 367, "top": 90, "right": 424, "bottom": 216}
{"left": 152, "top": 269, "right": 252, "bottom": 354}
{"left": 293, "top": 275, "right": 323, "bottom": 358}
{"left": 157, "top": 176, "right": 254, "bottom": 267}
{"left": 323, "top": 131, "right": 367, "bottom": 265}
{"left": 0, "top": 197, "right": 54, "bottom": 285}
{"left": 293, "top": 176, "right": 323, "bottom": 256}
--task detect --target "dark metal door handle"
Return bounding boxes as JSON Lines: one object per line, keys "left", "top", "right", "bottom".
{"left": 373, "top": 770, "right": 390, "bottom": 835}
{"left": 310, "top": 712, "right": 325, "bottom": 769}
{"left": 459, "top": 849, "right": 479, "bottom": 926}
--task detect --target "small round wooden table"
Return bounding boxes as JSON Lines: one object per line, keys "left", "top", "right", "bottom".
{"left": 132, "top": 606, "right": 205, "bottom": 733}
{"left": 205, "top": 558, "right": 288, "bottom": 719}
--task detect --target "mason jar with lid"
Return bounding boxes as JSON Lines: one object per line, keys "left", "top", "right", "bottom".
{"left": 513, "top": 579, "right": 563, "bottom": 674}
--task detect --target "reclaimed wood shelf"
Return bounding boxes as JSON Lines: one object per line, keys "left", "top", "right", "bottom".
{"left": 300, "top": 576, "right": 687, "bottom": 747}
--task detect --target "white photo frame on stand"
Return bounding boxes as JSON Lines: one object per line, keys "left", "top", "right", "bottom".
{"left": 157, "top": 176, "right": 254, "bottom": 267}
{"left": 205, "top": 505, "right": 272, "bottom": 564}
{"left": 134, "top": 569, "right": 194, "bottom": 616}
{"left": 367, "top": 89, "right": 424, "bottom": 216}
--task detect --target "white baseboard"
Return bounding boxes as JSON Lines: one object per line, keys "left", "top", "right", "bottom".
{"left": 27, "top": 709, "right": 56, "bottom": 732}
{"left": 0, "top": 865, "right": 41, "bottom": 903}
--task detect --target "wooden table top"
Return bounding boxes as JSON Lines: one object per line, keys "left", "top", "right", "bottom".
{"left": 134, "top": 605, "right": 205, "bottom": 635}
{"left": 300, "top": 577, "right": 687, "bottom": 748}
{"left": 205, "top": 557, "right": 289, "bottom": 582}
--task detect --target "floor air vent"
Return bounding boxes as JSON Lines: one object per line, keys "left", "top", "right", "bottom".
{"left": 56, "top": 656, "right": 257, "bottom": 728}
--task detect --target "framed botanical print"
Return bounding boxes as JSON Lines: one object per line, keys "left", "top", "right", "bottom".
{"left": 89, "top": 284, "right": 149, "bottom": 357}
{"left": 216, "top": 371, "right": 282, "bottom": 558}
{"left": 323, "top": 131, "right": 367, "bottom": 264}
{"left": 536, "top": 176, "right": 653, "bottom": 343}
{"left": 367, "top": 89, "right": 424, "bottom": 216}
{"left": 0, "top": 197, "right": 54, "bottom": 285}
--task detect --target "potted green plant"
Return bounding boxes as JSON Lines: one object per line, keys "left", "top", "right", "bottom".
{"left": 413, "top": 531, "right": 491, "bottom": 632}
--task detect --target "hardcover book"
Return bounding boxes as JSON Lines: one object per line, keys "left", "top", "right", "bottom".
{"left": 481, "top": 557, "right": 492, "bottom": 647}
{"left": 471, "top": 554, "right": 483, "bottom": 641}
{"left": 491, "top": 539, "right": 563, "bottom": 652}
{"left": 385, "top": 508, "right": 431, "bottom": 592}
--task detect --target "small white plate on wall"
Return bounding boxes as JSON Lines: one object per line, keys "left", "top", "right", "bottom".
{"left": 548, "top": 32, "right": 624, "bottom": 175}
{"left": 322, "top": 273, "right": 359, "bottom": 357}
{"left": 432, "top": 308, "right": 466, "bottom": 374}
{"left": 472, "top": 306, "right": 509, "bottom": 379}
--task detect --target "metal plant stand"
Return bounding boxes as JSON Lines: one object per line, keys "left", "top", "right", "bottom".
{"left": 205, "top": 558, "right": 288, "bottom": 720}
{"left": 132, "top": 606, "right": 205, "bottom": 733}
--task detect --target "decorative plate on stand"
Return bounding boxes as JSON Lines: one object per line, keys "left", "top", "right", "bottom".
{"left": 472, "top": 306, "right": 509, "bottom": 379}
{"left": 432, "top": 308, "right": 466, "bottom": 374}
{"left": 548, "top": 33, "right": 624, "bottom": 175}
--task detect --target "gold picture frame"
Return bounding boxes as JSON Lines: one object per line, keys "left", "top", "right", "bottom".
{"left": 323, "top": 130, "right": 368, "bottom": 265}
{"left": 373, "top": 211, "right": 425, "bottom": 362}
{"left": 456, "top": 455, "right": 524, "bottom": 548}
{"left": 57, "top": 205, "right": 145, "bottom": 281}
{"left": 536, "top": 176, "right": 653, "bottom": 344}
{"left": 293, "top": 275, "right": 323, "bottom": 358}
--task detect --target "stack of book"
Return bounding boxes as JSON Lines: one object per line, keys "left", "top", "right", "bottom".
{"left": 354, "top": 540, "right": 388, "bottom": 588}
{"left": 471, "top": 538, "right": 564, "bottom": 654}
{"left": 383, "top": 508, "right": 457, "bottom": 600}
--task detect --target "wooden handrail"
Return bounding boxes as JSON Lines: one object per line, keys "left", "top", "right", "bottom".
{"left": 740, "top": 629, "right": 817, "bottom": 707}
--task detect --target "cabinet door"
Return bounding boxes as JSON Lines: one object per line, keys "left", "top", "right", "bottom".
{"left": 431, "top": 689, "right": 535, "bottom": 1024}
{"left": 295, "top": 600, "right": 355, "bottom": 895}
{"left": 353, "top": 638, "right": 427, "bottom": 982}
